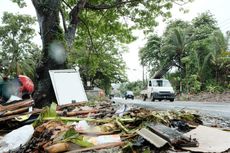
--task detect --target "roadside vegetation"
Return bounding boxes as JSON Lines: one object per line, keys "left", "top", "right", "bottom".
{"left": 139, "top": 12, "right": 230, "bottom": 94}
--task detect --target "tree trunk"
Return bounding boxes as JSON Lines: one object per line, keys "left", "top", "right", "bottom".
{"left": 32, "top": 0, "right": 66, "bottom": 108}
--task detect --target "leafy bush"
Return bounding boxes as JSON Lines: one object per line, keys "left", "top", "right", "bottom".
{"left": 185, "top": 75, "right": 201, "bottom": 94}
{"left": 205, "top": 81, "right": 225, "bottom": 93}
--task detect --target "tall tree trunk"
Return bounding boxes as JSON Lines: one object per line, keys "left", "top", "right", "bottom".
{"left": 32, "top": 0, "right": 66, "bottom": 108}
{"left": 32, "top": 0, "right": 87, "bottom": 108}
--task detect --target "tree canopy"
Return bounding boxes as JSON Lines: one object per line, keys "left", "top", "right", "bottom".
{"left": 0, "top": 12, "right": 40, "bottom": 79}
{"left": 139, "top": 12, "right": 230, "bottom": 93}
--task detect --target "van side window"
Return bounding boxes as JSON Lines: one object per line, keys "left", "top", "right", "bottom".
{"left": 149, "top": 81, "right": 152, "bottom": 86}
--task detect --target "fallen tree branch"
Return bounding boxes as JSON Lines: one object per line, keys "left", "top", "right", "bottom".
{"left": 116, "top": 118, "right": 129, "bottom": 133}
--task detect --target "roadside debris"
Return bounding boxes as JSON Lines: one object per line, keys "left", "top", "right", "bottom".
{"left": 0, "top": 99, "right": 229, "bottom": 153}
{"left": 182, "top": 125, "right": 230, "bottom": 152}
{"left": 0, "top": 99, "right": 41, "bottom": 129}
{"left": 148, "top": 124, "right": 198, "bottom": 147}
{"left": 0, "top": 124, "right": 34, "bottom": 152}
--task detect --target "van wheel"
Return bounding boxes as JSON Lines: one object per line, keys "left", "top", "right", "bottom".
{"left": 151, "top": 98, "right": 155, "bottom": 102}
{"left": 159, "top": 99, "right": 162, "bottom": 101}
{"left": 170, "top": 99, "right": 174, "bottom": 102}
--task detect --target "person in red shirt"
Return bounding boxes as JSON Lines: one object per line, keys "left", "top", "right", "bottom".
{"left": 18, "top": 75, "right": 34, "bottom": 99}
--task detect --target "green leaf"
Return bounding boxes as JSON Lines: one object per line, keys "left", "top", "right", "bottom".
{"left": 63, "top": 128, "right": 79, "bottom": 139}
{"left": 63, "top": 128, "right": 93, "bottom": 147}
{"left": 11, "top": 0, "right": 27, "bottom": 8}
{"left": 44, "top": 102, "right": 58, "bottom": 118}
{"left": 33, "top": 102, "right": 57, "bottom": 127}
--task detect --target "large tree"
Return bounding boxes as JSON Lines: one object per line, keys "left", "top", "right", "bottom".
{"left": 0, "top": 12, "right": 40, "bottom": 79}
{"left": 12, "top": 0, "right": 193, "bottom": 108}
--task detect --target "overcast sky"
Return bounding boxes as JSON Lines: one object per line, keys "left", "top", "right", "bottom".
{"left": 0, "top": 0, "right": 230, "bottom": 82}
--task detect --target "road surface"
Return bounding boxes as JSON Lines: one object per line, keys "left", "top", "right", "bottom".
{"left": 113, "top": 98, "right": 230, "bottom": 119}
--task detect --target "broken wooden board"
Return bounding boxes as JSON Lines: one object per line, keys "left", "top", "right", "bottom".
{"left": 0, "top": 109, "right": 42, "bottom": 122}
{"left": 148, "top": 124, "right": 198, "bottom": 147}
{"left": 137, "top": 128, "right": 169, "bottom": 148}
{"left": 0, "top": 99, "right": 33, "bottom": 112}
{"left": 182, "top": 125, "right": 230, "bottom": 152}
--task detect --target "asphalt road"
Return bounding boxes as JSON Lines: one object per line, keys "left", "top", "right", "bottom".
{"left": 113, "top": 97, "right": 230, "bottom": 119}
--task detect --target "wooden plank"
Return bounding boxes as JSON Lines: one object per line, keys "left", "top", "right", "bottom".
{"left": 1, "top": 107, "right": 29, "bottom": 117}
{"left": 0, "top": 99, "right": 33, "bottom": 112}
{"left": 0, "top": 109, "right": 43, "bottom": 122}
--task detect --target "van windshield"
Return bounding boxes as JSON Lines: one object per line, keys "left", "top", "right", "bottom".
{"left": 153, "top": 80, "right": 171, "bottom": 87}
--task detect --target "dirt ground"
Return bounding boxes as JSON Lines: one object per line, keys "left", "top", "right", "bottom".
{"left": 177, "top": 91, "right": 230, "bottom": 102}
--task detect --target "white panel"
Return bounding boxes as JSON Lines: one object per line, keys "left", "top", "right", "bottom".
{"left": 49, "top": 69, "right": 88, "bottom": 105}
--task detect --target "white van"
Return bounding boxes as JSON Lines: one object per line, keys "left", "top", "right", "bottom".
{"left": 142, "top": 79, "right": 175, "bottom": 102}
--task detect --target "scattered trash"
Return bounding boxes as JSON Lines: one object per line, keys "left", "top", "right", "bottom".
{"left": 148, "top": 124, "right": 199, "bottom": 147}
{"left": 0, "top": 124, "right": 34, "bottom": 152}
{"left": 170, "top": 119, "right": 191, "bottom": 132}
{"left": 115, "top": 104, "right": 130, "bottom": 117}
{"left": 6, "top": 95, "right": 22, "bottom": 103}
{"left": 74, "top": 120, "right": 90, "bottom": 131}
{"left": 182, "top": 125, "right": 230, "bottom": 152}
{"left": 87, "top": 135, "right": 121, "bottom": 145}
{"left": 0, "top": 98, "right": 229, "bottom": 153}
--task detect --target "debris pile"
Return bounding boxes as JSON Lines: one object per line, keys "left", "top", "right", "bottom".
{"left": 0, "top": 100, "right": 230, "bottom": 153}
{"left": 0, "top": 99, "right": 41, "bottom": 130}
